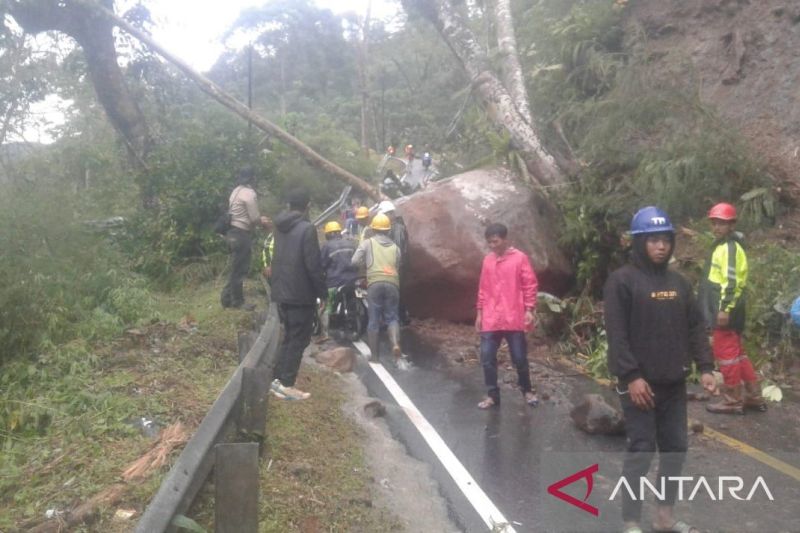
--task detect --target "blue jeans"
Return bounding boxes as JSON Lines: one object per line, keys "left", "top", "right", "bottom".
{"left": 480, "top": 331, "right": 532, "bottom": 402}
{"left": 367, "top": 282, "right": 399, "bottom": 332}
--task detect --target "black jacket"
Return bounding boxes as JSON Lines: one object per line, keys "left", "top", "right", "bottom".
{"left": 320, "top": 237, "right": 359, "bottom": 288}
{"left": 271, "top": 210, "right": 327, "bottom": 305}
{"left": 603, "top": 236, "right": 713, "bottom": 385}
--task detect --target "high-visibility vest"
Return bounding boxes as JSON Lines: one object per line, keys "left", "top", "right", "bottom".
{"left": 366, "top": 239, "right": 399, "bottom": 286}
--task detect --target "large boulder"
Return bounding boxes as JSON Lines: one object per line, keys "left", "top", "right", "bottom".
{"left": 396, "top": 167, "right": 572, "bottom": 322}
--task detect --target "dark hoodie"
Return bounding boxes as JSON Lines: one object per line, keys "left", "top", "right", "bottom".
{"left": 270, "top": 210, "right": 326, "bottom": 305}
{"left": 603, "top": 234, "right": 713, "bottom": 385}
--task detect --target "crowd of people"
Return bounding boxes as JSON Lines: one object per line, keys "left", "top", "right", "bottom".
{"left": 220, "top": 165, "right": 779, "bottom": 530}
{"left": 219, "top": 172, "right": 410, "bottom": 400}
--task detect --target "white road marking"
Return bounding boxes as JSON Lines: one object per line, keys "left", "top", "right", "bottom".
{"left": 352, "top": 340, "right": 517, "bottom": 533}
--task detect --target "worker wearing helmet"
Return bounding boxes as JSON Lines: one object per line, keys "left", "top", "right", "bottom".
{"left": 378, "top": 200, "right": 410, "bottom": 324}
{"left": 604, "top": 206, "right": 716, "bottom": 533}
{"left": 351, "top": 213, "right": 403, "bottom": 363}
{"left": 700, "top": 202, "right": 765, "bottom": 414}
{"left": 318, "top": 220, "right": 358, "bottom": 342}
{"left": 355, "top": 205, "right": 371, "bottom": 243}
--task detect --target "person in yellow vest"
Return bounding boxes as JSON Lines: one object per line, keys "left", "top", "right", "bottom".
{"left": 355, "top": 205, "right": 371, "bottom": 243}
{"left": 700, "top": 202, "right": 766, "bottom": 414}
{"left": 351, "top": 213, "right": 403, "bottom": 362}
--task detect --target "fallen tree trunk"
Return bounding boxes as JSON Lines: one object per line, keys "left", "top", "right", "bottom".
{"left": 75, "top": 0, "right": 382, "bottom": 202}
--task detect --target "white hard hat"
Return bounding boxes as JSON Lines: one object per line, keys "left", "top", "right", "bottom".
{"left": 378, "top": 200, "right": 396, "bottom": 214}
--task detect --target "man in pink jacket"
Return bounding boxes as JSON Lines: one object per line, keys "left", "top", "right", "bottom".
{"left": 475, "top": 223, "right": 539, "bottom": 409}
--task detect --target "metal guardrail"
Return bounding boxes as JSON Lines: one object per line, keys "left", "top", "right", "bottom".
{"left": 135, "top": 304, "right": 281, "bottom": 532}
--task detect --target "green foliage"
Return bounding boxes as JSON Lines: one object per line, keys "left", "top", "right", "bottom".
{"left": 743, "top": 241, "right": 800, "bottom": 368}
{"left": 0, "top": 184, "right": 156, "bottom": 361}
{"left": 118, "top": 112, "right": 277, "bottom": 286}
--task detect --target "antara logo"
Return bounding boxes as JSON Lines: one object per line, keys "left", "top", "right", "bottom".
{"left": 651, "top": 216, "right": 667, "bottom": 225}
{"left": 547, "top": 464, "right": 599, "bottom": 516}
{"left": 609, "top": 476, "right": 774, "bottom": 501}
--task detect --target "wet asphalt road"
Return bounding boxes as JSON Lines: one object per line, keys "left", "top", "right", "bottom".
{"left": 355, "top": 333, "right": 800, "bottom": 533}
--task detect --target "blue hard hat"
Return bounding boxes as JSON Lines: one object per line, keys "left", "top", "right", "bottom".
{"left": 791, "top": 296, "right": 800, "bottom": 327}
{"left": 630, "top": 206, "right": 675, "bottom": 235}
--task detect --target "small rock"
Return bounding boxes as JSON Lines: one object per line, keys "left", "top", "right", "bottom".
{"left": 691, "top": 422, "right": 705, "bottom": 434}
{"left": 570, "top": 394, "right": 625, "bottom": 435}
{"left": 363, "top": 400, "right": 386, "bottom": 418}
{"left": 313, "top": 347, "right": 356, "bottom": 373}
{"left": 541, "top": 392, "right": 551, "bottom": 401}
{"left": 113, "top": 508, "right": 137, "bottom": 521}
{"left": 502, "top": 373, "right": 515, "bottom": 384}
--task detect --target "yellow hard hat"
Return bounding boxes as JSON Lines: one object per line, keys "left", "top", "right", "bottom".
{"left": 355, "top": 206, "right": 370, "bottom": 220}
{"left": 370, "top": 213, "right": 391, "bottom": 231}
{"left": 324, "top": 221, "right": 342, "bottom": 234}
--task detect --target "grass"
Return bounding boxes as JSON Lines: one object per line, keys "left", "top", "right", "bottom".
{"left": 0, "top": 278, "right": 401, "bottom": 532}
{"left": 187, "top": 365, "right": 403, "bottom": 533}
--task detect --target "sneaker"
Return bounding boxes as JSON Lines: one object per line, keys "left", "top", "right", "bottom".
{"left": 270, "top": 379, "right": 310, "bottom": 400}
{"left": 269, "top": 388, "right": 287, "bottom": 400}
{"left": 281, "top": 385, "right": 311, "bottom": 400}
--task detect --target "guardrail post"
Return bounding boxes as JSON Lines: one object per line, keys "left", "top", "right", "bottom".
{"left": 238, "top": 366, "right": 269, "bottom": 441}
{"left": 237, "top": 331, "right": 256, "bottom": 363}
{"left": 214, "top": 442, "right": 259, "bottom": 533}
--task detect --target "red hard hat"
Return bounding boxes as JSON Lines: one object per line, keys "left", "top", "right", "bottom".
{"left": 708, "top": 202, "right": 737, "bottom": 221}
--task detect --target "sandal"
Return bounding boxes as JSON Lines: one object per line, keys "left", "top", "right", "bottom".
{"left": 525, "top": 392, "right": 539, "bottom": 407}
{"left": 477, "top": 397, "right": 498, "bottom": 409}
{"left": 653, "top": 520, "right": 700, "bottom": 533}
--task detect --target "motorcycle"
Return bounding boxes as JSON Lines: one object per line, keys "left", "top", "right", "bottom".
{"left": 328, "top": 280, "right": 368, "bottom": 342}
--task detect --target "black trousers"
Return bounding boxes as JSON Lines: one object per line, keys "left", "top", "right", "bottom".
{"left": 619, "top": 381, "right": 688, "bottom": 523}
{"left": 274, "top": 303, "right": 316, "bottom": 387}
{"left": 221, "top": 227, "right": 252, "bottom": 308}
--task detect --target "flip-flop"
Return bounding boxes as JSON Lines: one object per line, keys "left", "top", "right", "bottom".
{"left": 477, "top": 398, "right": 498, "bottom": 409}
{"left": 525, "top": 393, "right": 539, "bottom": 407}
{"left": 653, "top": 520, "right": 700, "bottom": 533}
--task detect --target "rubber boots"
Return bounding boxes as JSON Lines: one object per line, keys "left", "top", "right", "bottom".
{"left": 743, "top": 381, "right": 767, "bottom": 412}
{"left": 388, "top": 323, "right": 402, "bottom": 359}
{"left": 367, "top": 330, "right": 380, "bottom": 362}
{"left": 706, "top": 385, "right": 744, "bottom": 415}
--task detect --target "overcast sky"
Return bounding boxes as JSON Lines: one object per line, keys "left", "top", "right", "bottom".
{"left": 15, "top": 0, "right": 401, "bottom": 143}
{"left": 146, "top": 0, "right": 401, "bottom": 71}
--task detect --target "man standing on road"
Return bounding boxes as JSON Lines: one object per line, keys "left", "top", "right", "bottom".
{"left": 700, "top": 202, "right": 766, "bottom": 414}
{"left": 270, "top": 188, "right": 327, "bottom": 400}
{"left": 221, "top": 165, "right": 270, "bottom": 310}
{"left": 351, "top": 213, "right": 402, "bottom": 363}
{"left": 377, "top": 200, "right": 410, "bottom": 325}
{"left": 604, "top": 206, "right": 716, "bottom": 533}
{"left": 474, "top": 223, "right": 539, "bottom": 410}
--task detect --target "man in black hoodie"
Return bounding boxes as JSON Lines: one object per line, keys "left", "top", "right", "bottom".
{"left": 604, "top": 206, "right": 716, "bottom": 533}
{"left": 270, "top": 188, "right": 327, "bottom": 401}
